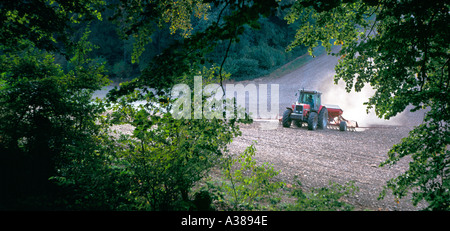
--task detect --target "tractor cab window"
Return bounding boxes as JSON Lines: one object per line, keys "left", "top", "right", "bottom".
{"left": 298, "top": 92, "right": 320, "bottom": 110}
{"left": 298, "top": 93, "right": 314, "bottom": 105}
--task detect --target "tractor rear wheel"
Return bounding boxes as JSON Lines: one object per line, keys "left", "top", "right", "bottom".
{"left": 339, "top": 121, "right": 347, "bottom": 131}
{"left": 307, "top": 112, "right": 318, "bottom": 130}
{"left": 318, "top": 107, "right": 328, "bottom": 130}
{"left": 282, "top": 109, "right": 292, "bottom": 128}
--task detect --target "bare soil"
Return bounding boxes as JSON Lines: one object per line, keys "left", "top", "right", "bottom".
{"left": 228, "top": 122, "right": 424, "bottom": 211}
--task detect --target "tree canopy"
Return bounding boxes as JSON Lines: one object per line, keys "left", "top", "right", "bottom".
{"left": 0, "top": 0, "right": 105, "bottom": 53}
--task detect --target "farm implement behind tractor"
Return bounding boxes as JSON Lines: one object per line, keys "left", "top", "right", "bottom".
{"left": 281, "top": 89, "right": 358, "bottom": 131}
{"left": 323, "top": 104, "right": 359, "bottom": 131}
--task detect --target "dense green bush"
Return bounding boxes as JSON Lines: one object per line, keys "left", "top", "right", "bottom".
{"left": 0, "top": 31, "right": 109, "bottom": 209}
{"left": 224, "top": 58, "right": 260, "bottom": 78}
{"left": 210, "top": 16, "right": 307, "bottom": 80}
{"left": 102, "top": 106, "right": 243, "bottom": 210}
{"left": 218, "top": 142, "right": 285, "bottom": 210}
{"left": 73, "top": 7, "right": 307, "bottom": 81}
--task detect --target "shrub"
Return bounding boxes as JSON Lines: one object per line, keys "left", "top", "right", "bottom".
{"left": 224, "top": 58, "right": 260, "bottom": 79}
{"left": 0, "top": 33, "right": 109, "bottom": 209}
{"left": 287, "top": 177, "right": 358, "bottom": 211}
{"left": 206, "top": 142, "right": 285, "bottom": 211}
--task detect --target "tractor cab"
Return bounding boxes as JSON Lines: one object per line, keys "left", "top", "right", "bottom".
{"left": 296, "top": 89, "right": 322, "bottom": 112}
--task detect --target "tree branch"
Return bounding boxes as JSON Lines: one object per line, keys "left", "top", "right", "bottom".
{"left": 219, "top": 34, "right": 234, "bottom": 95}
{"left": 216, "top": 0, "right": 230, "bottom": 26}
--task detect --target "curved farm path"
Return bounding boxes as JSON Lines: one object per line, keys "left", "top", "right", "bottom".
{"left": 228, "top": 48, "right": 427, "bottom": 211}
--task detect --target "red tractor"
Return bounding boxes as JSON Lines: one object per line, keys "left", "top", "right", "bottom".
{"left": 281, "top": 89, "right": 358, "bottom": 131}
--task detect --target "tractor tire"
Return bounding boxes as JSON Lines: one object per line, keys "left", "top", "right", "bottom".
{"left": 307, "top": 112, "right": 318, "bottom": 130}
{"left": 282, "top": 109, "right": 292, "bottom": 128}
{"left": 339, "top": 121, "right": 347, "bottom": 131}
{"left": 318, "top": 107, "right": 328, "bottom": 130}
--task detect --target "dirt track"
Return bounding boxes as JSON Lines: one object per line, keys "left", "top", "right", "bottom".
{"left": 226, "top": 48, "right": 427, "bottom": 210}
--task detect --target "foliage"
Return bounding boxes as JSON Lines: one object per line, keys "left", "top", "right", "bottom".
{"left": 224, "top": 57, "right": 260, "bottom": 78}
{"left": 379, "top": 121, "right": 450, "bottom": 210}
{"left": 45, "top": 1, "right": 309, "bottom": 81}
{"left": 287, "top": 176, "right": 358, "bottom": 211}
{"left": 285, "top": 0, "right": 374, "bottom": 56}
{"left": 0, "top": 0, "right": 105, "bottom": 53}
{"left": 217, "top": 16, "right": 307, "bottom": 80}
{"left": 217, "top": 142, "right": 285, "bottom": 210}
{"left": 105, "top": 0, "right": 287, "bottom": 92}
{"left": 52, "top": 64, "right": 247, "bottom": 210}
{"left": 108, "top": 0, "right": 211, "bottom": 64}
{"left": 0, "top": 30, "right": 109, "bottom": 209}
{"left": 102, "top": 94, "right": 242, "bottom": 210}
{"left": 286, "top": 0, "right": 450, "bottom": 210}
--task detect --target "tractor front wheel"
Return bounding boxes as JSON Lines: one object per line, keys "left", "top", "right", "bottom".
{"left": 307, "top": 112, "right": 318, "bottom": 130}
{"left": 282, "top": 109, "right": 292, "bottom": 128}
